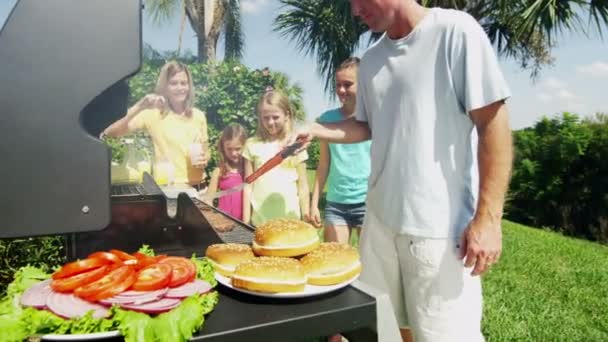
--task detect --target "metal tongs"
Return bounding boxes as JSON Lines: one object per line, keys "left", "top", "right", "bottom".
{"left": 200, "top": 140, "right": 304, "bottom": 201}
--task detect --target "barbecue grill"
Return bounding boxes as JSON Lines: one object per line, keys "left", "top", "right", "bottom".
{"left": 0, "top": 1, "right": 382, "bottom": 341}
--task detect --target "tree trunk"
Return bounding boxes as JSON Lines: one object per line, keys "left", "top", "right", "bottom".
{"left": 183, "top": 0, "right": 226, "bottom": 62}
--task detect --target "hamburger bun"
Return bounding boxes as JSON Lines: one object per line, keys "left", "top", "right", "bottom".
{"left": 232, "top": 256, "right": 306, "bottom": 293}
{"left": 300, "top": 242, "right": 361, "bottom": 285}
{"left": 252, "top": 218, "right": 320, "bottom": 257}
{"left": 205, "top": 243, "right": 256, "bottom": 277}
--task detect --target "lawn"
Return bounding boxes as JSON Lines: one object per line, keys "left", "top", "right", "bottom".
{"left": 481, "top": 221, "right": 608, "bottom": 341}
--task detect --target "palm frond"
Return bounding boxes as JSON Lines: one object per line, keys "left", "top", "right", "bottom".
{"left": 145, "top": 0, "right": 181, "bottom": 24}
{"left": 587, "top": 0, "right": 608, "bottom": 37}
{"left": 273, "top": 0, "right": 368, "bottom": 96}
{"left": 224, "top": 0, "right": 245, "bottom": 61}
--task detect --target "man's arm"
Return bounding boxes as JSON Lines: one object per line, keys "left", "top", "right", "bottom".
{"left": 462, "top": 100, "right": 513, "bottom": 276}
{"left": 310, "top": 118, "right": 371, "bottom": 144}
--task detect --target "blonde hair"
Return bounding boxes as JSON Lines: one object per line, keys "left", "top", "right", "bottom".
{"left": 217, "top": 123, "right": 247, "bottom": 176}
{"left": 154, "top": 61, "right": 195, "bottom": 117}
{"left": 255, "top": 90, "right": 295, "bottom": 141}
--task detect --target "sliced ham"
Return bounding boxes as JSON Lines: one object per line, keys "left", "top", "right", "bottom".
{"left": 164, "top": 279, "right": 212, "bottom": 298}
{"left": 99, "top": 288, "right": 168, "bottom": 306}
{"left": 119, "top": 297, "right": 181, "bottom": 313}
{"left": 46, "top": 291, "right": 109, "bottom": 319}
{"left": 20, "top": 279, "right": 52, "bottom": 309}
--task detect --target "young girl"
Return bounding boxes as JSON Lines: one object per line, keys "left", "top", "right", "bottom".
{"left": 102, "top": 61, "right": 209, "bottom": 187}
{"left": 242, "top": 90, "right": 310, "bottom": 226}
{"left": 310, "top": 57, "right": 370, "bottom": 244}
{"left": 207, "top": 124, "right": 247, "bottom": 220}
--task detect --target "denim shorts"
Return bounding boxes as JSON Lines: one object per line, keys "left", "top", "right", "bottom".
{"left": 324, "top": 201, "right": 366, "bottom": 227}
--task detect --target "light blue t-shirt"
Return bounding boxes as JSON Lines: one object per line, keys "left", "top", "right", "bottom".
{"left": 318, "top": 109, "right": 371, "bottom": 204}
{"left": 355, "top": 8, "right": 511, "bottom": 238}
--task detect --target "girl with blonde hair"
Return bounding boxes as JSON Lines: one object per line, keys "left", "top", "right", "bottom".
{"left": 242, "top": 90, "right": 309, "bottom": 226}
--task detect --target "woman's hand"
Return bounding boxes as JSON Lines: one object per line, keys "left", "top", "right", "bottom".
{"left": 134, "top": 94, "right": 166, "bottom": 113}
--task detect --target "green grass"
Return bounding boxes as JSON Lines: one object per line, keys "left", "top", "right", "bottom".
{"left": 482, "top": 221, "right": 608, "bottom": 341}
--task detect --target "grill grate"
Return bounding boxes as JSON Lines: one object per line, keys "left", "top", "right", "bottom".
{"left": 192, "top": 199, "right": 255, "bottom": 244}
{"left": 111, "top": 183, "right": 145, "bottom": 196}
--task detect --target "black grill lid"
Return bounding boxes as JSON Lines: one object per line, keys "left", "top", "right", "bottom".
{"left": 0, "top": 0, "right": 142, "bottom": 238}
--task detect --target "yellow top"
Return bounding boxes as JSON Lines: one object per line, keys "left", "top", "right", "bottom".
{"left": 129, "top": 108, "right": 208, "bottom": 185}
{"left": 242, "top": 137, "right": 308, "bottom": 226}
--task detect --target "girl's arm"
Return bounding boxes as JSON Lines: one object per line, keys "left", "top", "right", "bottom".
{"left": 103, "top": 94, "right": 164, "bottom": 137}
{"left": 198, "top": 110, "right": 211, "bottom": 163}
{"left": 205, "top": 168, "right": 220, "bottom": 206}
{"left": 242, "top": 159, "right": 253, "bottom": 225}
{"left": 296, "top": 162, "right": 310, "bottom": 222}
{"left": 310, "top": 141, "right": 330, "bottom": 227}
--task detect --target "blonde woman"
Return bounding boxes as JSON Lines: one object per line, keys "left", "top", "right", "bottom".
{"left": 103, "top": 61, "right": 209, "bottom": 187}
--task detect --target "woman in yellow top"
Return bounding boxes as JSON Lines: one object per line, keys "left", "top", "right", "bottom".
{"left": 242, "top": 90, "right": 309, "bottom": 226}
{"left": 103, "top": 61, "right": 209, "bottom": 187}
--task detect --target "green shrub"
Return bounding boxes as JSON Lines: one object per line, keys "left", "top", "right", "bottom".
{"left": 507, "top": 112, "right": 608, "bottom": 242}
{"left": 0, "top": 236, "right": 66, "bottom": 295}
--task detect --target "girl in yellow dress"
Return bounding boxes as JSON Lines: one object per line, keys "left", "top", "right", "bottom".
{"left": 242, "top": 90, "right": 309, "bottom": 226}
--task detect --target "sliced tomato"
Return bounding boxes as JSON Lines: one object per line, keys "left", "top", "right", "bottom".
{"left": 52, "top": 258, "right": 110, "bottom": 280}
{"left": 132, "top": 252, "right": 167, "bottom": 270}
{"left": 131, "top": 263, "right": 172, "bottom": 291}
{"left": 51, "top": 265, "right": 110, "bottom": 292}
{"left": 88, "top": 251, "right": 122, "bottom": 264}
{"left": 109, "top": 249, "right": 136, "bottom": 261}
{"left": 159, "top": 257, "right": 196, "bottom": 287}
{"left": 92, "top": 271, "right": 138, "bottom": 301}
{"left": 74, "top": 265, "right": 135, "bottom": 301}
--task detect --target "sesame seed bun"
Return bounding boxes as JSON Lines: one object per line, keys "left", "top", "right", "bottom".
{"left": 205, "top": 243, "right": 256, "bottom": 277}
{"left": 300, "top": 242, "right": 361, "bottom": 285}
{"left": 232, "top": 256, "right": 307, "bottom": 293}
{"left": 252, "top": 218, "right": 320, "bottom": 257}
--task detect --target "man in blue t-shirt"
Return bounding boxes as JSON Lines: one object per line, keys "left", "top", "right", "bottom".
{"left": 310, "top": 57, "right": 371, "bottom": 244}
{"left": 297, "top": 1, "right": 513, "bottom": 341}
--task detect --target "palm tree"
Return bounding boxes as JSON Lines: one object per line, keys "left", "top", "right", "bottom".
{"left": 146, "top": 0, "right": 244, "bottom": 62}
{"left": 274, "top": 0, "right": 608, "bottom": 95}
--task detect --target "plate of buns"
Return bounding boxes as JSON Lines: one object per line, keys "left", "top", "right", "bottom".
{"left": 205, "top": 218, "right": 361, "bottom": 298}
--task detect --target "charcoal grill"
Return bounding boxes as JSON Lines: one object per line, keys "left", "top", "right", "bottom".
{"left": 0, "top": 0, "right": 380, "bottom": 341}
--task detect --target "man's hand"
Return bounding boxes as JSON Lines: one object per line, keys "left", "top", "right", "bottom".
{"left": 288, "top": 121, "right": 315, "bottom": 153}
{"left": 460, "top": 217, "right": 502, "bottom": 276}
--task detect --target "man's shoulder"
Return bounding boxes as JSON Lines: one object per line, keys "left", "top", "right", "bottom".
{"left": 433, "top": 8, "right": 482, "bottom": 35}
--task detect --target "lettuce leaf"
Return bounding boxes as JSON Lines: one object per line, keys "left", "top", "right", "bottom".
{"left": 191, "top": 255, "right": 217, "bottom": 287}
{"left": 114, "top": 307, "right": 154, "bottom": 342}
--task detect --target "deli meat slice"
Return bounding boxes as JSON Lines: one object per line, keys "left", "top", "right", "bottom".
{"left": 119, "top": 297, "right": 181, "bottom": 313}
{"left": 46, "top": 291, "right": 109, "bottom": 319}
{"left": 99, "top": 288, "right": 168, "bottom": 306}
{"left": 20, "top": 279, "right": 52, "bottom": 309}
{"left": 164, "top": 279, "right": 212, "bottom": 298}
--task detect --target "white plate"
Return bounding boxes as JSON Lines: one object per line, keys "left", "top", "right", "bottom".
{"left": 42, "top": 331, "right": 121, "bottom": 341}
{"left": 215, "top": 273, "right": 358, "bottom": 298}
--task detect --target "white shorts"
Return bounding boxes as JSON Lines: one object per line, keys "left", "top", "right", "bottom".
{"left": 359, "top": 210, "right": 484, "bottom": 342}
